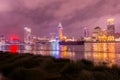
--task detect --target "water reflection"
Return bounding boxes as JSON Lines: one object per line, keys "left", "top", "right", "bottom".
{"left": 85, "top": 42, "right": 118, "bottom": 66}
{"left": 23, "top": 42, "right": 120, "bottom": 66}
{"left": 28, "top": 42, "right": 76, "bottom": 60}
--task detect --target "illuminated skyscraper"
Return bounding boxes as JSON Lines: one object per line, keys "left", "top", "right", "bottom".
{"left": 107, "top": 19, "right": 115, "bottom": 36}
{"left": 92, "top": 26, "right": 102, "bottom": 41}
{"left": 58, "top": 22, "right": 63, "bottom": 40}
{"left": 24, "top": 27, "right": 32, "bottom": 43}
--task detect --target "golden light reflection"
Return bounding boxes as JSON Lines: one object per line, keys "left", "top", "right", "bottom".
{"left": 60, "top": 46, "right": 67, "bottom": 57}
{"left": 60, "top": 45, "right": 75, "bottom": 60}
{"left": 107, "top": 43, "right": 116, "bottom": 66}
{"left": 85, "top": 42, "right": 117, "bottom": 66}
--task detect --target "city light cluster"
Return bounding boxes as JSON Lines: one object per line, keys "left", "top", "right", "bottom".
{"left": 84, "top": 19, "right": 120, "bottom": 42}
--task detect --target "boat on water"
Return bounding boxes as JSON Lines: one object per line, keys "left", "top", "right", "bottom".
{"left": 59, "top": 41, "right": 84, "bottom": 45}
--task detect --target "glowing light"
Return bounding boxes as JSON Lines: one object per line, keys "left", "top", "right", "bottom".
{"left": 58, "top": 22, "right": 63, "bottom": 29}
{"left": 107, "top": 36, "right": 115, "bottom": 41}
{"left": 10, "top": 44, "right": 18, "bottom": 53}
{"left": 107, "top": 18, "right": 114, "bottom": 24}
{"left": 25, "top": 45, "right": 32, "bottom": 50}
{"left": 24, "top": 27, "right": 31, "bottom": 32}
{"left": 51, "top": 41, "right": 60, "bottom": 58}
{"left": 10, "top": 36, "right": 19, "bottom": 40}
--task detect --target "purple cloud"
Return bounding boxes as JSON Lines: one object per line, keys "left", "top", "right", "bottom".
{"left": 0, "top": 0, "right": 120, "bottom": 39}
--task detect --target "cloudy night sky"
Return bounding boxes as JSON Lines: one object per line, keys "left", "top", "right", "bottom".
{"left": 0, "top": 0, "right": 120, "bottom": 40}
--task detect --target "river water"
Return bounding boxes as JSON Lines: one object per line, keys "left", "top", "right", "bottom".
{"left": 84, "top": 42, "right": 120, "bottom": 66}
{"left": 2, "top": 41, "right": 120, "bottom": 66}
{"left": 21, "top": 42, "right": 120, "bottom": 66}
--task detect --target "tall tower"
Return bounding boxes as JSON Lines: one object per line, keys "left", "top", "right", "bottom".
{"left": 58, "top": 22, "right": 63, "bottom": 40}
{"left": 24, "top": 27, "right": 32, "bottom": 44}
{"left": 107, "top": 19, "right": 115, "bottom": 36}
{"left": 84, "top": 27, "right": 89, "bottom": 37}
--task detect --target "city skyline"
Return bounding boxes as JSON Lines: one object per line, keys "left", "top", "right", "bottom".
{"left": 0, "top": 0, "right": 120, "bottom": 39}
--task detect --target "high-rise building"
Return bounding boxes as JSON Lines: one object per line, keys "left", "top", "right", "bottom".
{"left": 83, "top": 27, "right": 89, "bottom": 37}
{"left": 24, "top": 27, "right": 32, "bottom": 43}
{"left": 58, "top": 22, "right": 63, "bottom": 40}
{"left": 107, "top": 19, "right": 115, "bottom": 36}
{"left": 92, "top": 26, "right": 102, "bottom": 41}
{"left": 94, "top": 26, "right": 101, "bottom": 35}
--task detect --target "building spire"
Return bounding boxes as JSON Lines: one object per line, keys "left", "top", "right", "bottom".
{"left": 58, "top": 22, "right": 63, "bottom": 29}
{"left": 58, "top": 22, "right": 63, "bottom": 40}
